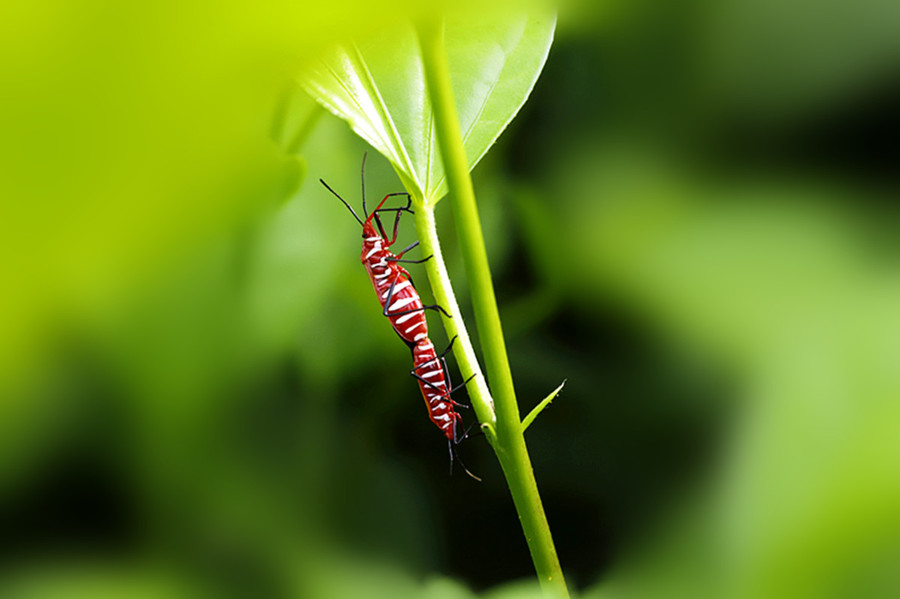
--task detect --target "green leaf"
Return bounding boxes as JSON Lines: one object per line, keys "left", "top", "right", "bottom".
{"left": 522, "top": 380, "right": 566, "bottom": 432}
{"left": 300, "top": 12, "right": 555, "bottom": 203}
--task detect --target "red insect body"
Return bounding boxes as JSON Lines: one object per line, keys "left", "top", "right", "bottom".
{"left": 412, "top": 338, "right": 463, "bottom": 442}
{"left": 355, "top": 196, "right": 464, "bottom": 443}
{"left": 322, "top": 166, "right": 475, "bottom": 474}
{"left": 360, "top": 196, "right": 428, "bottom": 348}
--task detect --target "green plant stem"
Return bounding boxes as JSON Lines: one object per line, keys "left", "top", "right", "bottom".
{"left": 417, "top": 17, "right": 568, "bottom": 598}
{"left": 412, "top": 198, "right": 496, "bottom": 434}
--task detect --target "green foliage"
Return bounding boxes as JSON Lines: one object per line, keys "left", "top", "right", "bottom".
{"left": 303, "top": 12, "right": 566, "bottom": 593}
{"left": 522, "top": 380, "right": 566, "bottom": 432}
{"left": 1, "top": 1, "right": 898, "bottom": 598}
{"left": 300, "top": 12, "right": 555, "bottom": 204}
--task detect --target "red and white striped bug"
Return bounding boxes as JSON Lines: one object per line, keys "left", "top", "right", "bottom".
{"left": 411, "top": 336, "right": 480, "bottom": 479}
{"left": 320, "top": 158, "right": 448, "bottom": 348}
{"left": 321, "top": 156, "right": 478, "bottom": 479}
{"left": 411, "top": 336, "right": 469, "bottom": 442}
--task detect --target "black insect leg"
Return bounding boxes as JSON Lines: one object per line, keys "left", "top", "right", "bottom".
{"left": 373, "top": 208, "right": 389, "bottom": 241}
{"left": 447, "top": 374, "right": 476, "bottom": 401}
{"left": 438, "top": 336, "right": 474, "bottom": 406}
{"left": 410, "top": 371, "right": 447, "bottom": 393}
{"left": 411, "top": 372, "right": 475, "bottom": 409}
{"left": 439, "top": 335, "right": 458, "bottom": 357}
{"left": 409, "top": 335, "right": 457, "bottom": 378}
{"left": 437, "top": 339, "right": 475, "bottom": 407}
{"left": 372, "top": 193, "right": 413, "bottom": 244}
{"left": 460, "top": 420, "right": 483, "bottom": 442}
{"left": 387, "top": 253, "right": 434, "bottom": 265}
{"left": 382, "top": 276, "right": 452, "bottom": 340}
{"left": 410, "top": 341, "right": 451, "bottom": 382}
{"left": 448, "top": 439, "right": 453, "bottom": 475}
{"left": 448, "top": 439, "right": 481, "bottom": 481}
{"left": 395, "top": 240, "right": 419, "bottom": 258}
{"left": 411, "top": 344, "right": 474, "bottom": 408}
{"left": 383, "top": 303, "right": 452, "bottom": 319}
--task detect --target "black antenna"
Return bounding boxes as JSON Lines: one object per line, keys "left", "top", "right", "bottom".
{"left": 320, "top": 179, "right": 363, "bottom": 226}
{"left": 360, "top": 152, "right": 368, "bottom": 217}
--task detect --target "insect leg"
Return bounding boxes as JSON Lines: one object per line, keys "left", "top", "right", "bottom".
{"left": 389, "top": 205, "right": 402, "bottom": 245}
{"left": 382, "top": 272, "right": 406, "bottom": 315}
{"left": 448, "top": 374, "right": 477, "bottom": 395}
{"left": 459, "top": 419, "right": 484, "bottom": 442}
{"left": 410, "top": 371, "right": 448, "bottom": 393}
{"left": 422, "top": 304, "right": 452, "bottom": 317}
{"left": 409, "top": 369, "right": 468, "bottom": 406}
{"left": 384, "top": 304, "right": 452, "bottom": 319}
{"left": 378, "top": 191, "right": 412, "bottom": 207}
{"left": 387, "top": 254, "right": 434, "bottom": 265}
{"left": 411, "top": 353, "right": 441, "bottom": 374}
{"left": 436, "top": 336, "right": 470, "bottom": 405}
{"left": 374, "top": 210, "right": 389, "bottom": 241}
{"left": 382, "top": 271, "right": 414, "bottom": 315}
{"left": 393, "top": 240, "right": 419, "bottom": 258}
{"left": 448, "top": 440, "right": 481, "bottom": 481}
{"left": 444, "top": 373, "right": 476, "bottom": 407}
{"left": 409, "top": 347, "right": 453, "bottom": 396}
{"left": 370, "top": 194, "right": 406, "bottom": 241}
{"left": 373, "top": 193, "right": 412, "bottom": 246}
{"left": 438, "top": 335, "right": 458, "bottom": 357}
{"left": 410, "top": 361, "right": 472, "bottom": 408}
{"left": 382, "top": 269, "right": 451, "bottom": 319}
{"left": 441, "top": 352, "right": 453, "bottom": 396}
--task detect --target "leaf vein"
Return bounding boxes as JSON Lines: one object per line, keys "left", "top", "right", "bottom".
{"left": 349, "top": 43, "right": 419, "bottom": 190}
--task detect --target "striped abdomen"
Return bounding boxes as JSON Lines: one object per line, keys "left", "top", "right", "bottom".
{"left": 362, "top": 236, "right": 429, "bottom": 347}
{"left": 412, "top": 338, "right": 462, "bottom": 441}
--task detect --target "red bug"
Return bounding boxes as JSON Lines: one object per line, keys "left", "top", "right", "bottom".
{"left": 412, "top": 336, "right": 480, "bottom": 480}
{"left": 320, "top": 159, "right": 448, "bottom": 348}
{"left": 411, "top": 336, "right": 466, "bottom": 442}
{"left": 321, "top": 156, "right": 478, "bottom": 479}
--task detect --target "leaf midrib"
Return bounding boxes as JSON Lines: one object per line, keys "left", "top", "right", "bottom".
{"left": 349, "top": 43, "right": 420, "bottom": 194}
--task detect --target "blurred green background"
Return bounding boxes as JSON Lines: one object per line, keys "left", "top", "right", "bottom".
{"left": 1, "top": 1, "right": 898, "bottom": 597}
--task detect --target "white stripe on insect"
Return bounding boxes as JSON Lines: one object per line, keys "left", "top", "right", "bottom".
{"left": 382, "top": 279, "right": 411, "bottom": 299}
{"left": 388, "top": 296, "right": 417, "bottom": 312}
{"left": 395, "top": 312, "right": 418, "bottom": 324}
{"left": 404, "top": 321, "right": 426, "bottom": 334}
{"left": 417, "top": 358, "right": 439, "bottom": 369}
{"left": 414, "top": 332, "right": 427, "bottom": 341}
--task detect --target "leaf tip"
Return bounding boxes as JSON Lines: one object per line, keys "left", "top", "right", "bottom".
{"left": 521, "top": 379, "right": 567, "bottom": 431}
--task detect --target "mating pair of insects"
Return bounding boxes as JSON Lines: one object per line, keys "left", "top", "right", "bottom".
{"left": 321, "top": 156, "right": 479, "bottom": 479}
